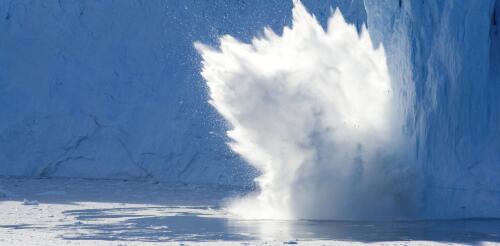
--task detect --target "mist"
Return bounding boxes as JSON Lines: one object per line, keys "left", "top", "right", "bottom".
{"left": 196, "top": 1, "right": 420, "bottom": 220}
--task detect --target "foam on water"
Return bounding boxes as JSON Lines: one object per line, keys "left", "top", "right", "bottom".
{"left": 196, "top": 1, "right": 419, "bottom": 220}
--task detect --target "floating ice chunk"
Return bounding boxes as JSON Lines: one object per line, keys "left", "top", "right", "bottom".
{"left": 22, "top": 199, "right": 39, "bottom": 206}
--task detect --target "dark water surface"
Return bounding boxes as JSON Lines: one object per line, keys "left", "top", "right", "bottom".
{"left": 2, "top": 177, "right": 499, "bottom": 243}
{"left": 60, "top": 206, "right": 500, "bottom": 243}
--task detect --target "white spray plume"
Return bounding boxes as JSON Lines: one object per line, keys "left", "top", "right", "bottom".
{"left": 196, "top": 0, "right": 418, "bottom": 220}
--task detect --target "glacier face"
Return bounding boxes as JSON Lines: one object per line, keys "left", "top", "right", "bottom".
{"left": 0, "top": 0, "right": 499, "bottom": 218}
{"left": 365, "top": 0, "right": 500, "bottom": 218}
{"left": 0, "top": 0, "right": 363, "bottom": 186}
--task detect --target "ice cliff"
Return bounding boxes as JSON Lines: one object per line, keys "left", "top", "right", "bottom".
{"left": 0, "top": 0, "right": 363, "bottom": 186}
{"left": 0, "top": 0, "right": 499, "bottom": 218}
{"left": 365, "top": 0, "right": 500, "bottom": 218}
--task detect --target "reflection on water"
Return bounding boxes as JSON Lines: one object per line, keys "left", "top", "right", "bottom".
{"left": 4, "top": 178, "right": 498, "bottom": 243}
{"left": 228, "top": 218, "right": 500, "bottom": 243}
{"left": 59, "top": 206, "right": 500, "bottom": 243}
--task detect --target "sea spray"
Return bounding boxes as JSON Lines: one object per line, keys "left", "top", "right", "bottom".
{"left": 196, "top": 0, "right": 419, "bottom": 220}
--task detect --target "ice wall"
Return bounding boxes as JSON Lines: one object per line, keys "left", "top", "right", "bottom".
{"left": 0, "top": 0, "right": 363, "bottom": 186}
{"left": 365, "top": 0, "right": 500, "bottom": 218}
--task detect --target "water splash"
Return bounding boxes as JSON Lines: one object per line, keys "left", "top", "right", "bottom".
{"left": 196, "top": 1, "right": 418, "bottom": 220}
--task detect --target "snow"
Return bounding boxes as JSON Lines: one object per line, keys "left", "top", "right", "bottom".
{"left": 1, "top": 177, "right": 499, "bottom": 245}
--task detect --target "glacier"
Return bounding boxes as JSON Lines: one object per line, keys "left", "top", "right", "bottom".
{"left": 365, "top": 0, "right": 500, "bottom": 218}
{"left": 0, "top": 0, "right": 364, "bottom": 186}
{"left": 0, "top": 0, "right": 499, "bottom": 219}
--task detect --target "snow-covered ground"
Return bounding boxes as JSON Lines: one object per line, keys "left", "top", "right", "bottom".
{"left": 1, "top": 177, "right": 499, "bottom": 245}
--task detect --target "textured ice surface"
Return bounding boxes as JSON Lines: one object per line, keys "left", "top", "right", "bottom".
{"left": 365, "top": 0, "right": 500, "bottom": 218}
{"left": 0, "top": 0, "right": 363, "bottom": 186}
